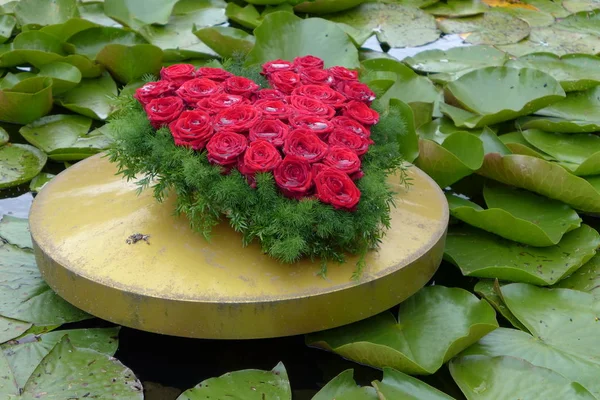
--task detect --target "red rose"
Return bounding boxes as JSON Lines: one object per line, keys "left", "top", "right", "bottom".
{"left": 343, "top": 101, "right": 380, "bottom": 125}
{"left": 206, "top": 131, "right": 247, "bottom": 167}
{"left": 169, "top": 110, "right": 213, "bottom": 150}
{"left": 292, "top": 85, "right": 345, "bottom": 108}
{"left": 160, "top": 64, "right": 196, "bottom": 86}
{"left": 254, "top": 99, "right": 289, "bottom": 120}
{"left": 337, "top": 81, "right": 376, "bottom": 104}
{"left": 134, "top": 81, "right": 177, "bottom": 106}
{"left": 176, "top": 78, "right": 222, "bottom": 104}
{"left": 262, "top": 59, "right": 294, "bottom": 76}
{"left": 196, "top": 67, "right": 233, "bottom": 82}
{"left": 256, "top": 89, "right": 286, "bottom": 100}
{"left": 312, "top": 162, "right": 326, "bottom": 178}
{"left": 145, "top": 96, "right": 185, "bottom": 129}
{"left": 289, "top": 95, "right": 335, "bottom": 119}
{"left": 242, "top": 140, "right": 282, "bottom": 174}
{"left": 274, "top": 155, "right": 313, "bottom": 199}
{"left": 283, "top": 129, "right": 328, "bottom": 163}
{"left": 331, "top": 116, "right": 370, "bottom": 138}
{"left": 268, "top": 71, "right": 301, "bottom": 94}
{"left": 196, "top": 94, "right": 249, "bottom": 114}
{"left": 289, "top": 114, "right": 333, "bottom": 140}
{"left": 214, "top": 105, "right": 262, "bottom": 132}
{"left": 223, "top": 76, "right": 260, "bottom": 98}
{"left": 249, "top": 120, "right": 289, "bottom": 147}
{"left": 324, "top": 146, "right": 361, "bottom": 174}
{"left": 293, "top": 55, "right": 324, "bottom": 71}
{"left": 300, "top": 68, "right": 334, "bottom": 86}
{"left": 314, "top": 166, "right": 361, "bottom": 211}
{"left": 328, "top": 66, "right": 359, "bottom": 82}
{"left": 328, "top": 129, "right": 372, "bottom": 156}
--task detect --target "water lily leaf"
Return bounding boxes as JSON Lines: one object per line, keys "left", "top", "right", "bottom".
{"left": 78, "top": 2, "right": 121, "bottom": 27}
{"left": 246, "top": 12, "right": 360, "bottom": 69}
{"left": 0, "top": 242, "right": 91, "bottom": 325}
{"left": 67, "top": 27, "right": 147, "bottom": 59}
{"left": 0, "top": 76, "right": 53, "bottom": 125}
{"left": 0, "top": 144, "right": 46, "bottom": 189}
{"left": 516, "top": 116, "right": 600, "bottom": 133}
{"left": 554, "top": 253, "right": 600, "bottom": 298}
{"left": 0, "top": 31, "right": 66, "bottom": 68}
{"left": 0, "top": 73, "right": 37, "bottom": 90}
{"left": 312, "top": 370, "right": 361, "bottom": 400}
{"left": 374, "top": 98, "right": 419, "bottom": 163}
{"left": 424, "top": 0, "right": 489, "bottom": 17}
{"left": 0, "top": 215, "right": 31, "bottom": 249}
{"left": 0, "top": 127, "right": 7, "bottom": 146}
{"left": 55, "top": 72, "right": 118, "bottom": 120}
{"left": 327, "top": 3, "right": 439, "bottom": 48}
{"left": 555, "top": 9, "right": 600, "bottom": 36}
{"left": 0, "top": 317, "right": 30, "bottom": 344}
{"left": 59, "top": 54, "right": 104, "bottom": 78}
{"left": 372, "top": 368, "right": 454, "bottom": 400}
{"left": 473, "top": 280, "right": 528, "bottom": 331}
{"left": 523, "top": 0, "right": 570, "bottom": 17}
{"left": 225, "top": 3, "right": 260, "bottom": 29}
{"left": 39, "top": 18, "right": 99, "bottom": 42}
{"left": 28, "top": 172, "right": 55, "bottom": 193}
{"left": 404, "top": 45, "right": 508, "bottom": 73}
{"left": 294, "top": 0, "right": 365, "bottom": 14}
{"left": 498, "top": 26, "right": 600, "bottom": 57}
{"left": 104, "top": 0, "right": 178, "bottom": 29}
{"left": 194, "top": 26, "right": 255, "bottom": 59}
{"left": 14, "top": 0, "right": 79, "bottom": 28}
{"left": 138, "top": 25, "right": 217, "bottom": 61}
{"left": 177, "top": 362, "right": 291, "bottom": 400}
{"left": 492, "top": 6, "right": 555, "bottom": 27}
{"left": 441, "top": 67, "right": 566, "bottom": 128}
{"left": 562, "top": 0, "right": 600, "bottom": 12}
{"left": 499, "top": 131, "right": 549, "bottom": 159}
{"left": 536, "top": 86, "right": 600, "bottom": 122}
{"left": 506, "top": 53, "right": 600, "bottom": 92}
{"left": 96, "top": 44, "right": 162, "bottom": 83}
{"left": 450, "top": 355, "right": 596, "bottom": 400}
{"left": 444, "top": 224, "right": 600, "bottom": 285}
{"left": 37, "top": 61, "right": 81, "bottom": 95}
{"left": 437, "top": 10, "right": 529, "bottom": 45}
{"left": 306, "top": 286, "right": 498, "bottom": 375}
{"left": 0, "top": 15, "right": 16, "bottom": 44}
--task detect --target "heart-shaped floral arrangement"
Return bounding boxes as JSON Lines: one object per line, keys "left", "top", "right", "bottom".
{"left": 110, "top": 57, "right": 410, "bottom": 277}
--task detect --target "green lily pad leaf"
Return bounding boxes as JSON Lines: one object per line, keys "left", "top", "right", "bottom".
{"left": 247, "top": 12, "right": 359, "bottom": 69}
{"left": 404, "top": 45, "right": 508, "bottom": 74}
{"left": 225, "top": 3, "right": 260, "bottom": 29}
{"left": 473, "top": 280, "right": 528, "bottom": 331}
{"left": 14, "top": 0, "right": 79, "bottom": 28}
{"left": 78, "top": 2, "right": 121, "bottom": 27}
{"left": 104, "top": 0, "right": 178, "bottom": 29}
{"left": 444, "top": 224, "right": 600, "bottom": 285}
{"left": 177, "top": 362, "right": 291, "bottom": 400}
{"left": 554, "top": 253, "right": 600, "bottom": 298}
{"left": 450, "top": 355, "right": 596, "bottom": 400}
{"left": 28, "top": 172, "right": 55, "bottom": 193}
{"left": 498, "top": 26, "right": 600, "bottom": 57}
{"left": 0, "top": 317, "right": 31, "bottom": 344}
{"left": 328, "top": 3, "right": 439, "bottom": 48}
{"left": 0, "top": 127, "right": 7, "bottom": 146}
{"left": 374, "top": 98, "right": 419, "bottom": 163}
{"left": 0, "top": 144, "right": 47, "bottom": 189}
{"left": 294, "top": 0, "right": 366, "bottom": 14}
{"left": 447, "top": 182, "right": 581, "bottom": 246}
{"left": 437, "top": 10, "right": 529, "bottom": 45}
{"left": 523, "top": 0, "right": 570, "bottom": 17}
{"left": 0, "top": 15, "right": 16, "bottom": 44}
{"left": 55, "top": 73, "right": 118, "bottom": 120}
{"left": 306, "top": 286, "right": 498, "bottom": 375}
{"left": 0, "top": 31, "right": 66, "bottom": 68}
{"left": 424, "top": 0, "right": 489, "bottom": 17}
{"left": 96, "top": 44, "right": 162, "bottom": 83}
{"left": 500, "top": 131, "right": 553, "bottom": 159}
{"left": 0, "top": 73, "right": 37, "bottom": 90}
{"left": 0, "top": 242, "right": 91, "bottom": 325}
{"left": 516, "top": 116, "right": 600, "bottom": 133}
{"left": 555, "top": 9, "right": 600, "bottom": 36}
{"left": 492, "top": 6, "right": 555, "bottom": 27}
{"left": 312, "top": 370, "right": 360, "bottom": 400}
{"left": 0, "top": 215, "right": 31, "bottom": 249}
{"left": 372, "top": 368, "right": 454, "bottom": 400}
{"left": 536, "top": 85, "right": 600, "bottom": 122}
{"left": 563, "top": 0, "right": 600, "bottom": 12}
{"left": 442, "top": 67, "right": 566, "bottom": 128}
{"left": 39, "top": 18, "right": 99, "bottom": 42}
{"left": 194, "top": 26, "right": 255, "bottom": 59}
{"left": 37, "top": 61, "right": 81, "bottom": 95}
{"left": 67, "top": 27, "right": 147, "bottom": 59}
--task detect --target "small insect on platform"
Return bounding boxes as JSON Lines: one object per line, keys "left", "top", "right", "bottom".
{"left": 29, "top": 153, "right": 448, "bottom": 339}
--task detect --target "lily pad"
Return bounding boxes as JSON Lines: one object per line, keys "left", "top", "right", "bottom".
{"left": 0, "top": 127, "right": 7, "bottom": 146}
{"left": 523, "top": 0, "right": 570, "bottom": 17}
{"left": 0, "top": 317, "right": 30, "bottom": 344}
{"left": 96, "top": 44, "right": 162, "bottom": 83}
{"left": 78, "top": 2, "right": 121, "bottom": 27}
{"left": 0, "top": 15, "right": 16, "bottom": 44}
{"left": 67, "top": 27, "right": 147, "bottom": 59}
{"left": 473, "top": 280, "right": 528, "bottom": 331}
{"left": 55, "top": 72, "right": 118, "bottom": 120}
{"left": 375, "top": 98, "right": 419, "bottom": 163}
{"left": 536, "top": 85, "right": 600, "bottom": 122}
{"left": 294, "top": 0, "right": 365, "bottom": 14}
{"left": 37, "top": 61, "right": 82, "bottom": 95}
{"left": 499, "top": 131, "right": 553, "bottom": 159}
{"left": 39, "top": 18, "right": 99, "bottom": 42}
{"left": 555, "top": 9, "right": 600, "bottom": 36}
{"left": 403, "top": 45, "right": 508, "bottom": 74}
{"left": 246, "top": 12, "right": 359, "bottom": 69}
{"left": 225, "top": 3, "right": 260, "bottom": 29}
{"left": 60, "top": 54, "right": 104, "bottom": 78}
{"left": 516, "top": 116, "right": 600, "bottom": 133}
{"left": 28, "top": 172, "right": 55, "bottom": 193}
{"left": 177, "top": 362, "right": 291, "bottom": 400}
{"left": 372, "top": 368, "right": 454, "bottom": 399}
{"left": 0, "top": 215, "right": 32, "bottom": 249}
{"left": 0, "top": 144, "right": 47, "bottom": 189}
{"left": 306, "top": 286, "right": 498, "bottom": 375}
{"left": 562, "top": 0, "right": 600, "bottom": 12}
{"left": 554, "top": 253, "right": 600, "bottom": 298}
{"left": 424, "top": 0, "right": 489, "bottom": 17}
{"left": 104, "top": 0, "right": 178, "bottom": 29}
{"left": 498, "top": 26, "right": 600, "bottom": 57}
{"left": 14, "top": 0, "right": 79, "bottom": 28}
{"left": 492, "top": 6, "right": 555, "bottom": 27}
{"left": 0, "top": 31, "right": 66, "bottom": 68}
{"left": 437, "top": 10, "right": 530, "bottom": 45}
{"left": 312, "top": 370, "right": 366, "bottom": 400}
{"left": 194, "top": 26, "right": 255, "bottom": 59}
{"left": 327, "top": 3, "right": 439, "bottom": 48}
{"left": 444, "top": 224, "right": 600, "bottom": 285}
{"left": 441, "top": 66, "right": 565, "bottom": 128}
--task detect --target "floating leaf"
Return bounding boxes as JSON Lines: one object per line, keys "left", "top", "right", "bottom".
{"left": 0, "top": 215, "right": 32, "bottom": 249}
{"left": 67, "top": 27, "right": 147, "bottom": 59}
{"left": 404, "top": 45, "right": 508, "bottom": 74}
{"left": 312, "top": 370, "right": 361, "bottom": 400}
{"left": 536, "top": 86, "right": 600, "bottom": 122}
{"left": 225, "top": 3, "right": 260, "bottom": 29}
{"left": 523, "top": 0, "right": 570, "bottom": 17}
{"left": 328, "top": 3, "right": 439, "bottom": 48}
{"left": 437, "top": 10, "right": 529, "bottom": 45}
{"left": 0, "top": 126, "right": 7, "bottom": 146}
{"left": 177, "top": 362, "right": 291, "bottom": 400}
{"left": 60, "top": 54, "right": 104, "bottom": 78}
{"left": 0, "top": 317, "right": 30, "bottom": 344}
{"left": 0, "top": 15, "right": 16, "bottom": 44}
{"left": 554, "top": 253, "right": 600, "bottom": 298}
{"left": 0, "top": 31, "right": 66, "bottom": 68}
{"left": 498, "top": 26, "right": 600, "bottom": 56}
{"left": 246, "top": 12, "right": 359, "bottom": 69}
{"left": 0, "top": 144, "right": 47, "bottom": 189}
{"left": 562, "top": 0, "right": 600, "bottom": 12}
{"left": 473, "top": 280, "right": 528, "bottom": 331}
{"left": 444, "top": 224, "right": 600, "bottom": 285}
{"left": 78, "top": 2, "right": 121, "bottom": 27}
{"left": 14, "top": 0, "right": 79, "bottom": 28}
{"left": 555, "top": 9, "right": 600, "bottom": 36}
{"left": 39, "top": 18, "right": 99, "bottom": 42}
{"left": 194, "top": 26, "right": 255, "bottom": 59}
{"left": 104, "top": 0, "right": 178, "bottom": 28}
{"left": 376, "top": 98, "right": 419, "bottom": 163}
{"left": 37, "top": 61, "right": 82, "bottom": 95}
{"left": 372, "top": 368, "right": 454, "bottom": 400}
{"left": 55, "top": 72, "right": 118, "bottom": 120}
{"left": 492, "top": 6, "right": 555, "bottom": 27}
{"left": 28, "top": 172, "right": 55, "bottom": 193}
{"left": 294, "top": 0, "right": 366, "bottom": 14}
{"left": 306, "top": 286, "right": 498, "bottom": 375}
{"left": 96, "top": 44, "right": 162, "bottom": 83}
{"left": 424, "top": 0, "right": 489, "bottom": 17}
{"left": 516, "top": 116, "right": 600, "bottom": 133}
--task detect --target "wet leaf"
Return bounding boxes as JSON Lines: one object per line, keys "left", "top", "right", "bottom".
{"left": 54, "top": 72, "right": 118, "bottom": 120}
{"left": 516, "top": 116, "right": 600, "bottom": 133}
{"left": 554, "top": 253, "right": 600, "bottom": 298}
{"left": 0, "top": 215, "right": 32, "bottom": 249}
{"left": 104, "top": 0, "right": 178, "bottom": 29}
{"left": 562, "top": 0, "right": 600, "bottom": 12}
{"left": 473, "top": 280, "right": 528, "bottom": 331}
{"left": 0, "top": 317, "right": 30, "bottom": 344}
{"left": 536, "top": 85, "right": 600, "bottom": 122}
{"left": 555, "top": 9, "right": 600, "bottom": 36}
{"left": 328, "top": 3, "right": 439, "bottom": 48}
{"left": 194, "top": 26, "right": 255, "bottom": 59}
{"left": 0, "top": 144, "right": 47, "bottom": 189}
{"left": 404, "top": 45, "right": 508, "bottom": 74}
{"left": 424, "top": 0, "right": 489, "bottom": 17}
{"left": 28, "top": 172, "right": 55, "bottom": 193}
{"left": 306, "top": 286, "right": 498, "bottom": 374}
{"left": 444, "top": 224, "right": 600, "bottom": 285}
{"left": 14, "top": 0, "right": 79, "bottom": 28}
{"left": 67, "top": 26, "right": 147, "bottom": 59}
{"left": 372, "top": 368, "right": 454, "bottom": 400}
{"left": 437, "top": 10, "right": 530, "bottom": 45}
{"left": 37, "top": 61, "right": 81, "bottom": 95}
{"left": 246, "top": 12, "right": 360, "bottom": 69}
{"left": 498, "top": 26, "right": 600, "bottom": 56}
{"left": 96, "top": 44, "right": 162, "bottom": 83}
{"left": 294, "top": 0, "right": 366, "bottom": 14}
{"left": 0, "top": 15, "right": 16, "bottom": 44}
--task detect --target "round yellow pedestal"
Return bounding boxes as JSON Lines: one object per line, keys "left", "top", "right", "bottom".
{"left": 29, "top": 154, "right": 448, "bottom": 339}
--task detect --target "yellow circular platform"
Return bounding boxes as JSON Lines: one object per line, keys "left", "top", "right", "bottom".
{"left": 29, "top": 154, "right": 448, "bottom": 339}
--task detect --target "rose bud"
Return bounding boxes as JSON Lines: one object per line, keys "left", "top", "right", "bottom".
{"left": 314, "top": 166, "right": 361, "bottom": 211}
{"left": 324, "top": 146, "right": 361, "bottom": 175}
{"left": 176, "top": 78, "right": 223, "bottom": 104}
{"left": 169, "top": 110, "right": 213, "bottom": 150}
{"left": 293, "top": 55, "right": 324, "bottom": 71}
{"left": 160, "top": 63, "right": 196, "bottom": 86}
{"left": 274, "top": 155, "right": 313, "bottom": 199}
{"left": 249, "top": 120, "right": 289, "bottom": 147}
{"left": 213, "top": 104, "right": 262, "bottom": 133}
{"left": 196, "top": 67, "right": 233, "bottom": 82}
{"left": 223, "top": 76, "right": 260, "bottom": 98}
{"left": 262, "top": 59, "right": 294, "bottom": 76}
{"left": 283, "top": 129, "right": 328, "bottom": 163}
{"left": 343, "top": 101, "right": 380, "bottom": 125}
{"left": 134, "top": 81, "right": 177, "bottom": 106}
{"left": 328, "top": 129, "right": 372, "bottom": 156}
{"left": 289, "top": 95, "right": 335, "bottom": 119}
{"left": 292, "top": 85, "right": 346, "bottom": 108}
{"left": 145, "top": 96, "right": 185, "bottom": 129}
{"left": 206, "top": 131, "right": 247, "bottom": 167}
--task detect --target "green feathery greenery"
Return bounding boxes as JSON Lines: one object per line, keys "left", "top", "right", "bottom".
{"left": 107, "top": 61, "right": 413, "bottom": 278}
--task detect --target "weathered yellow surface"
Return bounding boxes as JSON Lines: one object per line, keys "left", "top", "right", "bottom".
{"left": 30, "top": 153, "right": 448, "bottom": 339}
